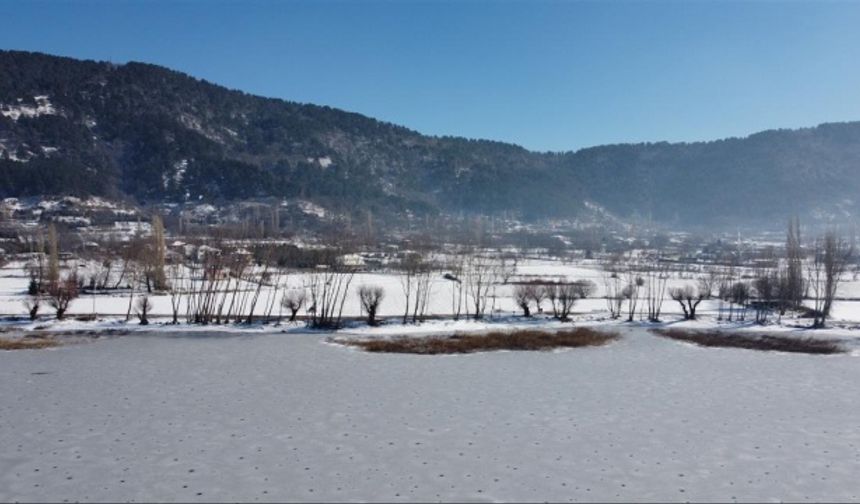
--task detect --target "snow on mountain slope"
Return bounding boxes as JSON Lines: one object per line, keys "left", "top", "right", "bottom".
{"left": 0, "top": 95, "right": 58, "bottom": 121}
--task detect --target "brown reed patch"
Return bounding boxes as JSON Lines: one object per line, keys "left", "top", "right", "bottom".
{"left": 652, "top": 328, "right": 844, "bottom": 355}
{"left": 0, "top": 336, "right": 62, "bottom": 351}
{"left": 342, "top": 327, "right": 618, "bottom": 354}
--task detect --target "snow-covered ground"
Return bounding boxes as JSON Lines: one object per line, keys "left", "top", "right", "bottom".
{"left": 5, "top": 256, "right": 860, "bottom": 331}
{"left": 5, "top": 259, "right": 860, "bottom": 338}
{"left": 0, "top": 258, "right": 568, "bottom": 319}
{"left": 1, "top": 325, "right": 859, "bottom": 502}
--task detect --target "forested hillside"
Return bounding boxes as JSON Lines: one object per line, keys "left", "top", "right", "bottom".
{"left": 2, "top": 50, "right": 859, "bottom": 228}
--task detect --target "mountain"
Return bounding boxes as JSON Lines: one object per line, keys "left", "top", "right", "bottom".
{"left": 2, "top": 49, "right": 859, "bottom": 229}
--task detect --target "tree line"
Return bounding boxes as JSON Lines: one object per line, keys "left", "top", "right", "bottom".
{"left": 12, "top": 215, "right": 854, "bottom": 330}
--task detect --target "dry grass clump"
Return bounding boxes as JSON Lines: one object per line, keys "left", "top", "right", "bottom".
{"left": 0, "top": 336, "right": 62, "bottom": 351}
{"left": 344, "top": 327, "right": 618, "bottom": 354}
{"left": 653, "top": 328, "right": 844, "bottom": 355}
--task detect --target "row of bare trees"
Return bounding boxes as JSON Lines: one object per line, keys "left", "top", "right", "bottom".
{"left": 666, "top": 225, "right": 852, "bottom": 328}
{"left": 20, "top": 216, "right": 170, "bottom": 323}
{"left": 407, "top": 250, "right": 515, "bottom": 322}
{"left": 596, "top": 221, "right": 852, "bottom": 328}
{"left": 399, "top": 252, "right": 433, "bottom": 323}
{"left": 16, "top": 214, "right": 852, "bottom": 330}
{"left": 304, "top": 261, "right": 356, "bottom": 328}
{"left": 22, "top": 224, "right": 81, "bottom": 320}
{"left": 513, "top": 280, "right": 595, "bottom": 321}
{"left": 602, "top": 258, "right": 670, "bottom": 322}
{"left": 720, "top": 227, "right": 850, "bottom": 328}
{"left": 179, "top": 246, "right": 295, "bottom": 326}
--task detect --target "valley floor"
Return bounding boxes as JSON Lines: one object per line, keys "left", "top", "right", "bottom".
{"left": 1, "top": 325, "right": 859, "bottom": 502}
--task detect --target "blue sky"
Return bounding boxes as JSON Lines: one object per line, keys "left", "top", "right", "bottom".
{"left": 2, "top": 0, "right": 859, "bottom": 151}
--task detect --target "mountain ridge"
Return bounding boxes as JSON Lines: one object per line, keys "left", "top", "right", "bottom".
{"left": 2, "top": 49, "right": 859, "bottom": 228}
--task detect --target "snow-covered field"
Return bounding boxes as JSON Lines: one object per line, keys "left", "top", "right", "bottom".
{"left": 1, "top": 325, "right": 859, "bottom": 502}
{"left": 5, "top": 256, "right": 860, "bottom": 324}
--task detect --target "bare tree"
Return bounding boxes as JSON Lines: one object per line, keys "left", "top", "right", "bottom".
{"left": 262, "top": 266, "right": 286, "bottom": 323}
{"left": 464, "top": 254, "right": 499, "bottom": 320}
{"left": 753, "top": 271, "right": 777, "bottom": 324}
{"left": 135, "top": 295, "right": 153, "bottom": 325}
{"left": 697, "top": 265, "right": 720, "bottom": 299}
{"left": 573, "top": 280, "right": 596, "bottom": 299}
{"left": 186, "top": 244, "right": 229, "bottom": 324}
{"left": 807, "top": 243, "right": 826, "bottom": 328}
{"left": 602, "top": 270, "right": 624, "bottom": 319}
{"left": 546, "top": 281, "right": 559, "bottom": 318}
{"left": 552, "top": 283, "right": 580, "bottom": 321}
{"left": 513, "top": 284, "right": 533, "bottom": 317}
{"left": 167, "top": 262, "right": 184, "bottom": 324}
{"left": 445, "top": 250, "right": 467, "bottom": 320}
{"left": 821, "top": 232, "right": 852, "bottom": 320}
{"left": 96, "top": 256, "right": 114, "bottom": 290}
{"left": 358, "top": 285, "right": 385, "bottom": 326}
{"left": 47, "top": 272, "right": 79, "bottom": 320}
{"left": 774, "top": 269, "right": 793, "bottom": 321}
{"left": 281, "top": 289, "right": 307, "bottom": 322}
{"left": 124, "top": 260, "right": 141, "bottom": 322}
{"left": 47, "top": 223, "right": 60, "bottom": 289}
{"left": 644, "top": 263, "right": 669, "bottom": 322}
{"left": 669, "top": 284, "right": 707, "bottom": 320}
{"left": 243, "top": 259, "right": 272, "bottom": 324}
{"left": 23, "top": 294, "right": 41, "bottom": 321}
{"left": 113, "top": 242, "right": 136, "bottom": 289}
{"left": 490, "top": 257, "right": 516, "bottom": 318}
{"left": 399, "top": 253, "right": 418, "bottom": 324}
{"left": 150, "top": 215, "right": 168, "bottom": 291}
{"left": 730, "top": 281, "right": 751, "bottom": 321}
{"left": 305, "top": 259, "right": 356, "bottom": 329}
{"left": 413, "top": 265, "right": 434, "bottom": 323}
{"left": 622, "top": 274, "right": 644, "bottom": 322}
{"left": 717, "top": 264, "right": 737, "bottom": 321}
{"left": 220, "top": 250, "right": 250, "bottom": 324}
{"left": 807, "top": 232, "right": 852, "bottom": 328}
{"left": 529, "top": 283, "right": 548, "bottom": 315}
{"left": 25, "top": 252, "right": 46, "bottom": 296}
{"left": 784, "top": 217, "right": 805, "bottom": 310}
{"left": 398, "top": 252, "right": 433, "bottom": 324}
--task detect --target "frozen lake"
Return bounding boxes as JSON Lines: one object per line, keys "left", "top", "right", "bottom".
{"left": 1, "top": 327, "right": 859, "bottom": 502}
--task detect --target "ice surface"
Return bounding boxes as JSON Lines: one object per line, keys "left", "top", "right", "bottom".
{"left": 1, "top": 327, "right": 858, "bottom": 502}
